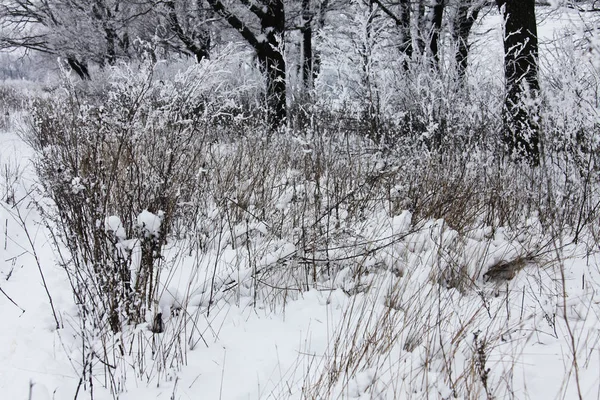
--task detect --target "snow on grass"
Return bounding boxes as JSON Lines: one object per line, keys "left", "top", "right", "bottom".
{"left": 2, "top": 130, "right": 600, "bottom": 399}
{"left": 1, "top": 5, "right": 600, "bottom": 400}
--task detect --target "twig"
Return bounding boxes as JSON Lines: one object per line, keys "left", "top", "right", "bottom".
{"left": 0, "top": 285, "right": 25, "bottom": 313}
{"left": 219, "top": 348, "right": 226, "bottom": 400}
{"left": 553, "top": 235, "right": 583, "bottom": 400}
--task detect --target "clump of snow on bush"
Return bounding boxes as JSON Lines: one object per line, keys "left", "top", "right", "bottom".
{"left": 123, "top": 238, "right": 141, "bottom": 286}
{"left": 70, "top": 177, "right": 85, "bottom": 194}
{"left": 258, "top": 241, "right": 296, "bottom": 268}
{"left": 105, "top": 215, "right": 126, "bottom": 240}
{"left": 137, "top": 210, "right": 163, "bottom": 237}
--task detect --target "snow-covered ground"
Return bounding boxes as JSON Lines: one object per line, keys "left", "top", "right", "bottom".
{"left": 0, "top": 131, "right": 77, "bottom": 399}
{"left": 3, "top": 128, "right": 600, "bottom": 399}
{"left": 1, "top": 5, "right": 600, "bottom": 400}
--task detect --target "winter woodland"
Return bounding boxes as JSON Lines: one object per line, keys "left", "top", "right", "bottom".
{"left": 1, "top": 0, "right": 600, "bottom": 399}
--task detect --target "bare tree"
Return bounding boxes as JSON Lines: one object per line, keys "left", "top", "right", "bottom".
{"left": 428, "top": 0, "right": 445, "bottom": 66}
{"left": 371, "top": 0, "right": 412, "bottom": 69}
{"left": 311, "top": 0, "right": 329, "bottom": 80}
{"left": 0, "top": 0, "right": 153, "bottom": 78}
{"left": 372, "top": 0, "right": 448, "bottom": 69}
{"left": 301, "top": 0, "right": 313, "bottom": 88}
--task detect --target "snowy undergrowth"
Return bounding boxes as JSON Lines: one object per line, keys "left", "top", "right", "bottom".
{"left": 3, "top": 9, "right": 600, "bottom": 398}
{"left": 24, "top": 76, "right": 600, "bottom": 398}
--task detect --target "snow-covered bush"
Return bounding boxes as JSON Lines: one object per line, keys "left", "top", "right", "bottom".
{"left": 538, "top": 33, "right": 600, "bottom": 242}
{"left": 32, "top": 61, "right": 203, "bottom": 329}
{"left": 25, "top": 55, "right": 262, "bottom": 394}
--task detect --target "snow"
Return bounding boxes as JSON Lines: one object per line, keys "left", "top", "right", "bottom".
{"left": 2, "top": 123, "right": 600, "bottom": 399}
{"left": 70, "top": 177, "right": 85, "bottom": 194}
{"left": 105, "top": 215, "right": 126, "bottom": 240}
{"left": 1, "top": 5, "right": 600, "bottom": 400}
{"left": 0, "top": 132, "right": 79, "bottom": 399}
{"left": 137, "top": 210, "right": 162, "bottom": 237}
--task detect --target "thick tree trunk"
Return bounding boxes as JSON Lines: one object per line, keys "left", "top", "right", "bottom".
{"left": 258, "top": 0, "right": 286, "bottom": 129}
{"left": 398, "top": 0, "right": 412, "bottom": 70}
{"left": 371, "top": 0, "right": 412, "bottom": 69}
{"left": 257, "top": 48, "right": 286, "bottom": 129}
{"left": 301, "top": 0, "right": 313, "bottom": 89}
{"left": 363, "top": 0, "right": 378, "bottom": 135}
{"left": 92, "top": 0, "right": 117, "bottom": 66}
{"left": 312, "top": 0, "right": 329, "bottom": 82}
{"left": 105, "top": 26, "right": 117, "bottom": 65}
{"left": 207, "top": 0, "right": 286, "bottom": 129}
{"left": 415, "top": 0, "right": 427, "bottom": 55}
{"left": 497, "top": 0, "right": 540, "bottom": 164}
{"left": 453, "top": 2, "right": 481, "bottom": 82}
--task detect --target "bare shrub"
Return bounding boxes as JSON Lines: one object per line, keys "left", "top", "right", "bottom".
{"left": 25, "top": 56, "right": 254, "bottom": 395}
{"left": 0, "top": 83, "right": 28, "bottom": 131}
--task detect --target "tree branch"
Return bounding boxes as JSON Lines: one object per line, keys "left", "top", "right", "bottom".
{"left": 239, "top": 0, "right": 267, "bottom": 20}
{"left": 205, "top": 0, "right": 260, "bottom": 49}
{"left": 370, "top": 0, "right": 402, "bottom": 25}
{"left": 165, "top": 0, "right": 209, "bottom": 60}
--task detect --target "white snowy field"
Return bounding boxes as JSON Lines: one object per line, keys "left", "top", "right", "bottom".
{"left": 1, "top": 5, "right": 600, "bottom": 400}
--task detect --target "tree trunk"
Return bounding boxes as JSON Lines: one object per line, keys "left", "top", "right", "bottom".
{"left": 312, "top": 0, "right": 329, "bottom": 82}
{"left": 398, "top": 0, "right": 412, "bottom": 70}
{"left": 166, "top": 0, "right": 210, "bottom": 62}
{"left": 257, "top": 47, "right": 286, "bottom": 129}
{"left": 92, "top": 0, "right": 117, "bottom": 66}
{"left": 370, "top": 0, "right": 413, "bottom": 69}
{"left": 497, "top": 0, "right": 540, "bottom": 164}
{"left": 416, "top": 0, "right": 427, "bottom": 55}
{"left": 207, "top": 0, "right": 286, "bottom": 129}
{"left": 301, "top": 0, "right": 313, "bottom": 89}
{"left": 259, "top": 0, "right": 286, "bottom": 129}
{"left": 453, "top": 2, "right": 481, "bottom": 82}
{"left": 105, "top": 25, "right": 117, "bottom": 65}
{"left": 429, "top": 0, "right": 445, "bottom": 67}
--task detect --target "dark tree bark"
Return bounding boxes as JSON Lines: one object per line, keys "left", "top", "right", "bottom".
{"left": 92, "top": 0, "right": 118, "bottom": 66}
{"left": 67, "top": 57, "right": 91, "bottom": 80}
{"left": 429, "top": 0, "right": 445, "bottom": 67}
{"left": 416, "top": 0, "right": 427, "bottom": 55}
{"left": 497, "top": 0, "right": 540, "bottom": 164}
{"left": 312, "top": 0, "right": 329, "bottom": 80}
{"left": 301, "top": 0, "right": 313, "bottom": 89}
{"left": 452, "top": 2, "right": 482, "bottom": 82}
{"left": 105, "top": 25, "right": 117, "bottom": 65}
{"left": 413, "top": 0, "right": 445, "bottom": 66}
{"left": 206, "top": 0, "right": 286, "bottom": 129}
{"left": 363, "top": 0, "right": 378, "bottom": 133}
{"left": 398, "top": 0, "right": 412, "bottom": 69}
{"left": 257, "top": 1, "right": 286, "bottom": 128}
